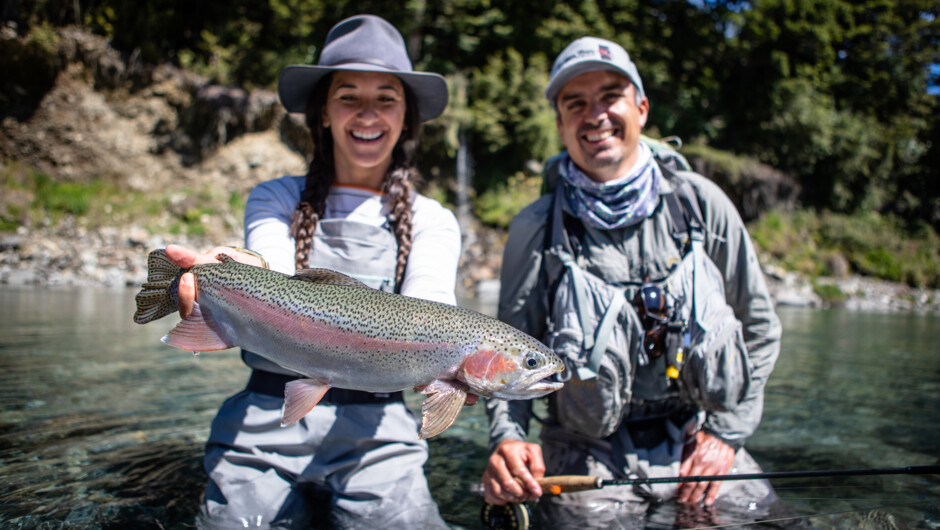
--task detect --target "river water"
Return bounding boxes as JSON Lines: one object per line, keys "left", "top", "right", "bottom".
{"left": 0, "top": 286, "right": 938, "bottom": 529}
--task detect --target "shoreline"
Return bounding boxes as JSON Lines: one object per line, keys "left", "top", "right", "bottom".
{"left": 2, "top": 223, "right": 938, "bottom": 314}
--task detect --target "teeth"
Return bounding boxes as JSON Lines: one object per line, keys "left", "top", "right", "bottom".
{"left": 352, "top": 130, "right": 383, "bottom": 140}
{"left": 585, "top": 130, "right": 614, "bottom": 142}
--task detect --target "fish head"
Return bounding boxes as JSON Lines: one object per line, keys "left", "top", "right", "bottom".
{"left": 459, "top": 336, "right": 565, "bottom": 400}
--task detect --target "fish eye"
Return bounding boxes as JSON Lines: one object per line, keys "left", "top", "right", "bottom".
{"left": 523, "top": 352, "right": 543, "bottom": 369}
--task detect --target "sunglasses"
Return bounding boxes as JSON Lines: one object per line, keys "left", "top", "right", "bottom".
{"left": 632, "top": 282, "right": 671, "bottom": 358}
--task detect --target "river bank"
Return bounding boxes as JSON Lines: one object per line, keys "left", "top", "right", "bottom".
{"left": 2, "top": 27, "right": 938, "bottom": 314}
{"left": 2, "top": 216, "right": 939, "bottom": 314}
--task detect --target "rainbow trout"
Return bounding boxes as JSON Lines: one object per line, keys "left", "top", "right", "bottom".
{"left": 134, "top": 249, "right": 564, "bottom": 438}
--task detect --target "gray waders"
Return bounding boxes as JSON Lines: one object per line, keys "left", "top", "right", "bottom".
{"left": 197, "top": 219, "right": 448, "bottom": 529}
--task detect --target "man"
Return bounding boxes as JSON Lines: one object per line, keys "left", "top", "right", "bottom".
{"left": 481, "top": 36, "right": 783, "bottom": 528}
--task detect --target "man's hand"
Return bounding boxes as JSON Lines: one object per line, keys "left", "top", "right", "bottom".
{"left": 481, "top": 439, "right": 545, "bottom": 505}
{"left": 677, "top": 430, "right": 736, "bottom": 506}
{"left": 164, "top": 244, "right": 265, "bottom": 318}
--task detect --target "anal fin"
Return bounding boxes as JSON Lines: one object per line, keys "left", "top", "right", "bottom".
{"left": 162, "top": 302, "right": 233, "bottom": 352}
{"left": 281, "top": 379, "right": 331, "bottom": 427}
{"left": 419, "top": 380, "right": 469, "bottom": 439}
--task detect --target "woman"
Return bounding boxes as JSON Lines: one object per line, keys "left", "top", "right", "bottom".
{"left": 167, "top": 15, "right": 459, "bottom": 529}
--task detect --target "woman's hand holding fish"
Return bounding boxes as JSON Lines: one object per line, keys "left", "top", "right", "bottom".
{"left": 164, "top": 244, "right": 266, "bottom": 318}
{"left": 482, "top": 439, "right": 545, "bottom": 505}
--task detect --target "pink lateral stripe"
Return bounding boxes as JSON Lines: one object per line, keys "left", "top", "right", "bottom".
{"left": 217, "top": 288, "right": 450, "bottom": 354}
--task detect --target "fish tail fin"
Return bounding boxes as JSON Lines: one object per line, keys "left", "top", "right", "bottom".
{"left": 133, "top": 249, "right": 182, "bottom": 324}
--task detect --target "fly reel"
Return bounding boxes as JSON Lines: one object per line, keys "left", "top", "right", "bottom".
{"left": 481, "top": 502, "right": 532, "bottom": 530}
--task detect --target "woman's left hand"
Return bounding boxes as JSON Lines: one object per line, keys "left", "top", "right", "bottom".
{"left": 677, "top": 430, "right": 736, "bottom": 506}
{"left": 164, "top": 244, "right": 265, "bottom": 318}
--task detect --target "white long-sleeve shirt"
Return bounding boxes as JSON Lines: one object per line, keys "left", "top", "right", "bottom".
{"left": 244, "top": 176, "right": 461, "bottom": 305}
{"left": 245, "top": 176, "right": 460, "bottom": 305}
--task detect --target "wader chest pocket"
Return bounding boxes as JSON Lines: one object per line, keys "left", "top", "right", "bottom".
{"left": 547, "top": 263, "right": 643, "bottom": 439}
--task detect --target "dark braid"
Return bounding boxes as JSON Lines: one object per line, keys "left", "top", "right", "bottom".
{"left": 290, "top": 75, "right": 335, "bottom": 270}
{"left": 384, "top": 87, "right": 422, "bottom": 287}
{"left": 290, "top": 74, "right": 423, "bottom": 288}
{"left": 383, "top": 154, "right": 416, "bottom": 287}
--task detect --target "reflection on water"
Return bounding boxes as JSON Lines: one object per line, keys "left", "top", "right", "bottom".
{"left": 0, "top": 288, "right": 938, "bottom": 528}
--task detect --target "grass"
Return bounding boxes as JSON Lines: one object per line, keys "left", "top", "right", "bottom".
{"left": 0, "top": 160, "right": 243, "bottom": 240}
{"left": 748, "top": 209, "right": 940, "bottom": 288}
{"left": 812, "top": 281, "right": 848, "bottom": 305}
{"left": 460, "top": 158, "right": 940, "bottom": 289}
{"left": 5, "top": 158, "right": 939, "bottom": 290}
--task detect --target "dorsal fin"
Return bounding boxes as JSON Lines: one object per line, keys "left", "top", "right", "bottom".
{"left": 291, "top": 268, "right": 369, "bottom": 288}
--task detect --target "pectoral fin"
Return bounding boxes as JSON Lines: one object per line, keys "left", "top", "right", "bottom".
{"left": 162, "top": 302, "right": 233, "bottom": 352}
{"left": 281, "top": 379, "right": 331, "bottom": 427}
{"left": 418, "top": 380, "right": 469, "bottom": 439}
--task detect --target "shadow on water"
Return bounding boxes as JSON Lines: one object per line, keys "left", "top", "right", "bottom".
{"left": 1, "top": 290, "right": 939, "bottom": 529}
{"left": 2, "top": 433, "right": 204, "bottom": 528}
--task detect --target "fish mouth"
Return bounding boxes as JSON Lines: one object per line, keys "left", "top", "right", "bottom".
{"left": 493, "top": 368, "right": 565, "bottom": 399}
{"left": 525, "top": 377, "right": 565, "bottom": 395}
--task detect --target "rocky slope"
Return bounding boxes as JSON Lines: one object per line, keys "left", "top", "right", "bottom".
{"left": 2, "top": 27, "right": 937, "bottom": 312}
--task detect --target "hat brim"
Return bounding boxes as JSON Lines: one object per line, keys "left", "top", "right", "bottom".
{"left": 544, "top": 60, "right": 639, "bottom": 106}
{"left": 278, "top": 64, "right": 449, "bottom": 122}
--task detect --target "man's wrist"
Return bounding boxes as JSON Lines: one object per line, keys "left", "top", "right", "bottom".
{"left": 702, "top": 428, "right": 745, "bottom": 451}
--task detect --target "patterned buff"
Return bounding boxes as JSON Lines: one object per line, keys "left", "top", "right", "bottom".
{"left": 560, "top": 143, "right": 661, "bottom": 230}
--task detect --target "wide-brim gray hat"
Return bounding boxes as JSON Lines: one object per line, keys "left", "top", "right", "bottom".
{"left": 278, "top": 14, "right": 448, "bottom": 122}
{"left": 544, "top": 36, "right": 645, "bottom": 106}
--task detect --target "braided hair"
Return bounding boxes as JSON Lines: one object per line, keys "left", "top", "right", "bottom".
{"left": 289, "top": 73, "right": 422, "bottom": 288}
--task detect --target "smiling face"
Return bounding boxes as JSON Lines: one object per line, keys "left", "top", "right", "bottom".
{"left": 322, "top": 70, "right": 407, "bottom": 189}
{"left": 555, "top": 70, "right": 650, "bottom": 183}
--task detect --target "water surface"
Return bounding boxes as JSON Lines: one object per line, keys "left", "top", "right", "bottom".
{"left": 0, "top": 288, "right": 937, "bottom": 528}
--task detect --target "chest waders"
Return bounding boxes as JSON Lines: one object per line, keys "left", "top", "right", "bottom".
{"left": 542, "top": 166, "right": 708, "bottom": 441}
{"left": 540, "top": 167, "right": 752, "bottom": 503}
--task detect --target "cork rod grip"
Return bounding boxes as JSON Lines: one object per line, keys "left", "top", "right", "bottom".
{"left": 530, "top": 475, "right": 603, "bottom": 494}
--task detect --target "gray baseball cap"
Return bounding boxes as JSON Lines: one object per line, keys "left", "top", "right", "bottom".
{"left": 544, "top": 36, "right": 645, "bottom": 107}
{"left": 278, "top": 15, "right": 448, "bottom": 122}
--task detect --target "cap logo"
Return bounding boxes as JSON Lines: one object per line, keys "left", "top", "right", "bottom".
{"left": 599, "top": 45, "right": 611, "bottom": 60}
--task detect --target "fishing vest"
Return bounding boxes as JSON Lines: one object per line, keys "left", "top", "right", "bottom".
{"left": 543, "top": 166, "right": 752, "bottom": 439}
{"left": 243, "top": 219, "right": 399, "bottom": 375}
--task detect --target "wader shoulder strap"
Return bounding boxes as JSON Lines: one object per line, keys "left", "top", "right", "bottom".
{"left": 549, "top": 189, "right": 594, "bottom": 352}
{"left": 547, "top": 188, "right": 626, "bottom": 380}
{"left": 660, "top": 166, "right": 713, "bottom": 330}
{"left": 659, "top": 164, "right": 707, "bottom": 255}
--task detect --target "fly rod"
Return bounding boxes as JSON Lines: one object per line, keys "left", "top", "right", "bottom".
{"left": 516, "top": 464, "right": 940, "bottom": 495}
{"left": 471, "top": 464, "right": 940, "bottom": 496}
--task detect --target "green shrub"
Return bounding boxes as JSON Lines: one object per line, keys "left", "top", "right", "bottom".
{"left": 749, "top": 208, "right": 940, "bottom": 288}
{"left": 812, "top": 281, "right": 847, "bottom": 305}
{"left": 474, "top": 172, "right": 542, "bottom": 228}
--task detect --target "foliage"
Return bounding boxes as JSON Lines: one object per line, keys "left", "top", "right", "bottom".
{"left": 749, "top": 209, "right": 940, "bottom": 288}
{"left": 474, "top": 172, "right": 542, "bottom": 227}
{"left": 0, "top": 161, "right": 242, "bottom": 239}
{"left": 719, "top": 0, "right": 939, "bottom": 220}
{"left": 812, "top": 281, "right": 847, "bottom": 306}
{"left": 6, "top": 0, "right": 940, "bottom": 284}
{"left": 467, "top": 48, "right": 559, "bottom": 189}
{"left": 0, "top": 24, "right": 62, "bottom": 119}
